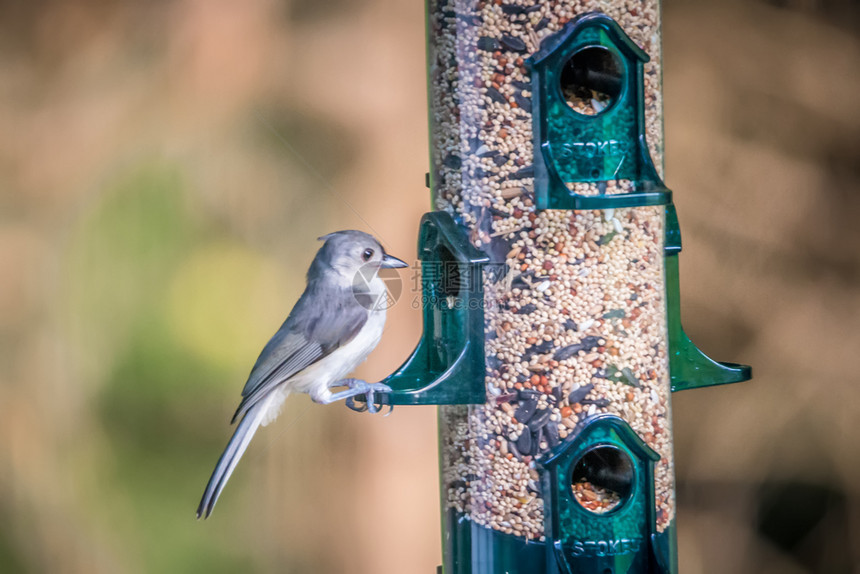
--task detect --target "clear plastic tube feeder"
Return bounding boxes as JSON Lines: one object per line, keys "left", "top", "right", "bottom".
{"left": 354, "top": 2, "right": 751, "bottom": 573}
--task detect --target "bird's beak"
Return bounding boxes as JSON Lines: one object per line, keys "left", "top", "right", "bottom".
{"left": 381, "top": 253, "right": 408, "bottom": 269}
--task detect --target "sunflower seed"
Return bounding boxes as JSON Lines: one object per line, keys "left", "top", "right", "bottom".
{"left": 509, "top": 165, "right": 534, "bottom": 180}
{"left": 514, "top": 399, "right": 538, "bottom": 423}
{"left": 486, "top": 87, "right": 507, "bottom": 105}
{"left": 512, "top": 92, "right": 532, "bottom": 112}
{"left": 500, "top": 34, "right": 527, "bottom": 52}
{"left": 443, "top": 153, "right": 462, "bottom": 169}
{"left": 545, "top": 422, "right": 560, "bottom": 448}
{"left": 527, "top": 408, "right": 551, "bottom": 431}
{"left": 477, "top": 36, "right": 500, "bottom": 52}
{"left": 516, "top": 430, "right": 532, "bottom": 454}
{"left": 567, "top": 383, "right": 595, "bottom": 405}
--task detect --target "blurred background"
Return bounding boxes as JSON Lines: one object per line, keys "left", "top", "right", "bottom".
{"left": 0, "top": 0, "right": 858, "bottom": 572}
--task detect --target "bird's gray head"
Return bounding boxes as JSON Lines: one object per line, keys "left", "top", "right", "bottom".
{"left": 310, "top": 230, "right": 407, "bottom": 284}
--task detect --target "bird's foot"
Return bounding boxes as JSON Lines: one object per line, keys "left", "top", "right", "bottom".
{"left": 329, "top": 379, "right": 392, "bottom": 414}
{"left": 345, "top": 395, "right": 394, "bottom": 415}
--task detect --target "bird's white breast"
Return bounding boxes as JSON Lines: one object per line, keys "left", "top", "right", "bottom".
{"left": 259, "top": 277, "right": 389, "bottom": 425}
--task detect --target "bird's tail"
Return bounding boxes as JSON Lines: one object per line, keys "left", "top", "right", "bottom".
{"left": 196, "top": 394, "right": 274, "bottom": 519}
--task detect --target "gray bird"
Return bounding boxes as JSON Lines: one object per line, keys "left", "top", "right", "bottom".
{"left": 197, "top": 230, "right": 407, "bottom": 519}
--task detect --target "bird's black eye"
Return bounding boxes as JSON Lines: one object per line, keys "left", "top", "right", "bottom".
{"left": 362, "top": 248, "right": 374, "bottom": 261}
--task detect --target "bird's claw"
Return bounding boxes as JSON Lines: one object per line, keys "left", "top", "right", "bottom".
{"left": 345, "top": 395, "right": 367, "bottom": 413}
{"left": 342, "top": 380, "right": 392, "bottom": 414}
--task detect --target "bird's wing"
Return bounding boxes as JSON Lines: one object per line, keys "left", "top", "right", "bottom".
{"left": 231, "top": 283, "right": 368, "bottom": 422}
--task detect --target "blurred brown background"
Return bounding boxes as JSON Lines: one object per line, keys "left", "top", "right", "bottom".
{"left": 0, "top": 0, "right": 858, "bottom": 572}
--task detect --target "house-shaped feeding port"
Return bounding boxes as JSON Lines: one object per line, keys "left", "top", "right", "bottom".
{"left": 528, "top": 12, "right": 671, "bottom": 210}
{"left": 537, "top": 413, "right": 670, "bottom": 574}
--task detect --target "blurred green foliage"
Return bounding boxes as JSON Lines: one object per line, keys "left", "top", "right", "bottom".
{"left": 60, "top": 162, "right": 294, "bottom": 573}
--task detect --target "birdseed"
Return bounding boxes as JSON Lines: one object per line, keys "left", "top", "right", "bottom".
{"left": 430, "top": 0, "right": 674, "bottom": 541}
{"left": 572, "top": 479, "right": 622, "bottom": 513}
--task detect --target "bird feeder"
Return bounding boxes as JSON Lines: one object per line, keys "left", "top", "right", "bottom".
{"left": 354, "top": 3, "right": 750, "bottom": 573}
